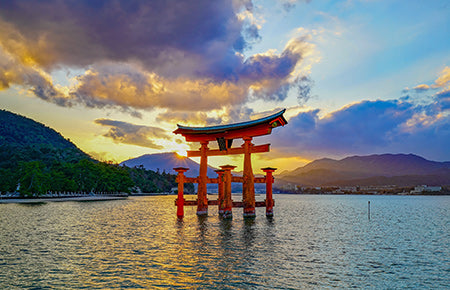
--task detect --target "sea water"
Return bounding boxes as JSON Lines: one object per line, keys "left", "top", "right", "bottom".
{"left": 0, "top": 194, "right": 448, "bottom": 289}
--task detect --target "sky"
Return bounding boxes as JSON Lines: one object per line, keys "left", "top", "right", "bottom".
{"left": 0, "top": 0, "right": 449, "bottom": 172}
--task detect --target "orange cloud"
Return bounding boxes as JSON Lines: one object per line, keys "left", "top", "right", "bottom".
{"left": 69, "top": 35, "right": 313, "bottom": 113}
{"left": 413, "top": 84, "right": 430, "bottom": 91}
{"left": 404, "top": 66, "right": 450, "bottom": 94}
{"left": 155, "top": 111, "right": 220, "bottom": 126}
{"left": 71, "top": 63, "right": 248, "bottom": 111}
{"left": 94, "top": 118, "right": 170, "bottom": 149}
{"left": 434, "top": 66, "right": 450, "bottom": 88}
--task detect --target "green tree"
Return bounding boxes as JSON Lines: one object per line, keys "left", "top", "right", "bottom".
{"left": 18, "top": 161, "right": 50, "bottom": 197}
{"left": 0, "top": 168, "right": 18, "bottom": 193}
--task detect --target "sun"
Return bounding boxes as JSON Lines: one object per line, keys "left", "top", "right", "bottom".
{"left": 175, "top": 149, "right": 187, "bottom": 157}
{"left": 171, "top": 141, "right": 188, "bottom": 157}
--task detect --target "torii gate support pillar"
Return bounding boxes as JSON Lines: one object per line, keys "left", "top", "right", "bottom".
{"left": 262, "top": 167, "right": 276, "bottom": 217}
{"left": 242, "top": 137, "right": 255, "bottom": 217}
{"left": 197, "top": 141, "right": 209, "bottom": 215}
{"left": 174, "top": 167, "right": 189, "bottom": 218}
{"left": 220, "top": 165, "right": 236, "bottom": 219}
{"left": 215, "top": 169, "right": 225, "bottom": 215}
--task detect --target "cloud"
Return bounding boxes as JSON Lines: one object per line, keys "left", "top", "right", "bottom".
{"left": 0, "top": 1, "right": 249, "bottom": 75}
{"left": 0, "top": 46, "right": 73, "bottom": 105}
{"left": 294, "top": 75, "right": 314, "bottom": 104}
{"left": 405, "top": 66, "right": 450, "bottom": 93}
{"left": 155, "top": 105, "right": 255, "bottom": 127}
{"left": 272, "top": 98, "right": 450, "bottom": 160}
{"left": 155, "top": 111, "right": 222, "bottom": 126}
{"left": 434, "top": 66, "right": 450, "bottom": 88}
{"left": 413, "top": 84, "right": 431, "bottom": 92}
{"left": 66, "top": 36, "right": 313, "bottom": 113}
{"left": 241, "top": 36, "right": 311, "bottom": 101}
{"left": 0, "top": 1, "right": 312, "bottom": 116}
{"left": 94, "top": 119, "right": 170, "bottom": 149}
{"left": 71, "top": 62, "right": 250, "bottom": 112}
{"left": 279, "top": 0, "right": 311, "bottom": 12}
{"left": 435, "top": 89, "right": 450, "bottom": 111}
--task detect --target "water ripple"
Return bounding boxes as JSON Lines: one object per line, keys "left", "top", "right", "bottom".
{"left": 0, "top": 195, "right": 449, "bottom": 288}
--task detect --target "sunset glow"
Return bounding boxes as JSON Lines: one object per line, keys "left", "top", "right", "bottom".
{"left": 0, "top": 0, "right": 448, "bottom": 168}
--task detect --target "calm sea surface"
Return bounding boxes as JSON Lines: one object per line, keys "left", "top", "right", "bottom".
{"left": 0, "top": 194, "right": 448, "bottom": 289}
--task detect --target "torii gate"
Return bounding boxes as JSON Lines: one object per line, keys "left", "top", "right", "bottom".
{"left": 173, "top": 109, "right": 287, "bottom": 218}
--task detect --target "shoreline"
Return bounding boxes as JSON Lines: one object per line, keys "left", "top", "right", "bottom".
{"left": 2, "top": 192, "right": 448, "bottom": 204}
{"left": 0, "top": 195, "right": 128, "bottom": 204}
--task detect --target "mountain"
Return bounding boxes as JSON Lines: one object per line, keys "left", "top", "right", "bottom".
{"left": 277, "top": 154, "right": 450, "bottom": 187}
{"left": 0, "top": 109, "right": 90, "bottom": 168}
{"left": 0, "top": 109, "right": 180, "bottom": 195}
{"left": 120, "top": 152, "right": 218, "bottom": 177}
{"left": 0, "top": 109, "right": 137, "bottom": 195}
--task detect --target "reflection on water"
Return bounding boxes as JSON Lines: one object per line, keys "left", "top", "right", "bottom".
{"left": 0, "top": 195, "right": 449, "bottom": 288}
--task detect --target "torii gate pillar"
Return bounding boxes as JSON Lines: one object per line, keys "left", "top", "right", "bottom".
{"left": 174, "top": 167, "right": 189, "bottom": 218}
{"left": 242, "top": 137, "right": 256, "bottom": 217}
{"left": 215, "top": 169, "right": 225, "bottom": 215}
{"left": 220, "top": 165, "right": 236, "bottom": 219}
{"left": 197, "top": 141, "right": 209, "bottom": 215}
{"left": 262, "top": 167, "right": 276, "bottom": 217}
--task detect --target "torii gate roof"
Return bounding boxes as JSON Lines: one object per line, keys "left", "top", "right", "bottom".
{"left": 173, "top": 109, "right": 287, "bottom": 142}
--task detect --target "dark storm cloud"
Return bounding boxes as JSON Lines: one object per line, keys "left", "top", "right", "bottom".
{"left": 0, "top": 0, "right": 249, "bottom": 77}
{"left": 0, "top": 0, "right": 311, "bottom": 115}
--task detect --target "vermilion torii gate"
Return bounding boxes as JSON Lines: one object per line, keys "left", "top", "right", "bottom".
{"left": 173, "top": 109, "right": 287, "bottom": 218}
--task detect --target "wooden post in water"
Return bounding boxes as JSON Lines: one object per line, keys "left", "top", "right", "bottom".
{"left": 220, "top": 165, "right": 236, "bottom": 219}
{"left": 174, "top": 167, "right": 189, "bottom": 218}
{"left": 242, "top": 137, "right": 256, "bottom": 217}
{"left": 368, "top": 201, "right": 371, "bottom": 220}
{"left": 215, "top": 169, "right": 225, "bottom": 215}
{"left": 197, "top": 141, "right": 209, "bottom": 216}
{"left": 262, "top": 167, "right": 276, "bottom": 217}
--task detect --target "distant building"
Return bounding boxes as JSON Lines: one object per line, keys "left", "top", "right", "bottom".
{"left": 410, "top": 185, "right": 442, "bottom": 194}
{"left": 339, "top": 186, "right": 358, "bottom": 193}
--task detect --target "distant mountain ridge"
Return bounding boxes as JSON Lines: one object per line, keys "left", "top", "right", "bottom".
{"left": 120, "top": 152, "right": 217, "bottom": 177}
{"left": 277, "top": 154, "right": 450, "bottom": 187}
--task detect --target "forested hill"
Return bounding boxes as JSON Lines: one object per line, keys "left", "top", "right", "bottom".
{"left": 0, "top": 109, "right": 89, "bottom": 168}
{"left": 0, "top": 109, "right": 182, "bottom": 196}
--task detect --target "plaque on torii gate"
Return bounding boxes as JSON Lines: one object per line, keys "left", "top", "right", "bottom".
{"left": 173, "top": 109, "right": 287, "bottom": 217}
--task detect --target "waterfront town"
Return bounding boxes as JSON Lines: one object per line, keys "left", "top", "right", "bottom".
{"left": 276, "top": 184, "right": 448, "bottom": 195}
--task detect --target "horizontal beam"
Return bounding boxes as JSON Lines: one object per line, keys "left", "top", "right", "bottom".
{"left": 180, "top": 123, "right": 274, "bottom": 142}
{"left": 207, "top": 178, "right": 219, "bottom": 184}
{"left": 182, "top": 176, "right": 270, "bottom": 184}
{"left": 177, "top": 199, "right": 274, "bottom": 207}
{"left": 231, "top": 176, "right": 243, "bottom": 183}
{"left": 187, "top": 144, "right": 270, "bottom": 157}
{"left": 231, "top": 177, "right": 267, "bottom": 183}
{"left": 254, "top": 177, "right": 267, "bottom": 183}
{"left": 184, "top": 177, "right": 198, "bottom": 183}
